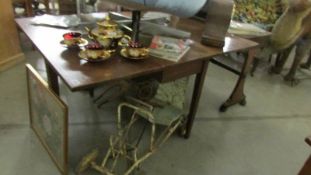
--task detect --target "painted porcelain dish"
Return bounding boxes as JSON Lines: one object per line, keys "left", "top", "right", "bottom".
{"left": 60, "top": 38, "right": 88, "bottom": 48}
{"left": 79, "top": 50, "right": 112, "bottom": 62}
{"left": 120, "top": 47, "right": 149, "bottom": 61}
{"left": 79, "top": 43, "right": 112, "bottom": 62}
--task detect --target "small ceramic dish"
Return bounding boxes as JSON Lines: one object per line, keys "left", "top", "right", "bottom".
{"left": 78, "top": 50, "right": 112, "bottom": 62}
{"left": 120, "top": 47, "right": 149, "bottom": 61}
{"left": 62, "top": 32, "right": 83, "bottom": 45}
{"left": 60, "top": 38, "right": 88, "bottom": 48}
{"left": 79, "top": 43, "right": 112, "bottom": 62}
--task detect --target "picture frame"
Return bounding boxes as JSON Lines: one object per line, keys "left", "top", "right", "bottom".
{"left": 26, "top": 64, "right": 68, "bottom": 175}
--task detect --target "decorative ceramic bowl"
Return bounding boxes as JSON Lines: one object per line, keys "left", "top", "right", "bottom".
{"left": 85, "top": 15, "right": 130, "bottom": 50}
{"left": 79, "top": 43, "right": 112, "bottom": 62}
{"left": 62, "top": 32, "right": 83, "bottom": 46}
{"left": 127, "top": 41, "right": 149, "bottom": 58}
{"left": 120, "top": 41, "right": 149, "bottom": 60}
{"left": 60, "top": 38, "right": 88, "bottom": 49}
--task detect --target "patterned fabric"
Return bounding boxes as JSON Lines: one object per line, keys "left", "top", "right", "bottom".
{"left": 154, "top": 77, "right": 189, "bottom": 110}
{"left": 232, "top": 0, "right": 287, "bottom": 30}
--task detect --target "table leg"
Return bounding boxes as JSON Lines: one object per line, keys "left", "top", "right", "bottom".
{"left": 219, "top": 48, "right": 256, "bottom": 112}
{"left": 45, "top": 62, "right": 60, "bottom": 96}
{"left": 298, "top": 155, "right": 311, "bottom": 175}
{"left": 250, "top": 57, "right": 259, "bottom": 77}
{"left": 25, "top": 0, "right": 33, "bottom": 16}
{"left": 184, "top": 61, "right": 209, "bottom": 139}
{"left": 301, "top": 51, "right": 311, "bottom": 69}
{"left": 298, "top": 137, "right": 311, "bottom": 175}
{"left": 89, "top": 89, "right": 94, "bottom": 97}
{"left": 43, "top": 0, "right": 50, "bottom": 13}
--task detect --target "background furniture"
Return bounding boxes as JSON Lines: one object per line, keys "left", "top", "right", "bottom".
{"left": 58, "top": 0, "right": 98, "bottom": 14}
{"left": 12, "top": 0, "right": 50, "bottom": 16}
{"left": 28, "top": 0, "right": 50, "bottom": 16}
{"left": 232, "top": 0, "right": 285, "bottom": 31}
{"left": 95, "top": 0, "right": 120, "bottom": 12}
{"left": 0, "top": 0, "right": 24, "bottom": 72}
{"left": 232, "top": 0, "right": 286, "bottom": 77}
{"left": 242, "top": 33, "right": 271, "bottom": 76}
{"left": 301, "top": 51, "right": 311, "bottom": 69}
{"left": 58, "top": 0, "right": 76, "bottom": 14}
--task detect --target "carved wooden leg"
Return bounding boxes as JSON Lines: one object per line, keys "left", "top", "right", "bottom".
{"left": 219, "top": 48, "right": 256, "bottom": 112}
{"left": 184, "top": 61, "right": 209, "bottom": 139}
{"left": 270, "top": 45, "right": 293, "bottom": 74}
{"left": 250, "top": 57, "right": 259, "bottom": 77}
{"left": 298, "top": 155, "right": 311, "bottom": 175}
{"left": 89, "top": 89, "right": 94, "bottom": 97}
{"left": 284, "top": 39, "right": 311, "bottom": 86}
{"left": 301, "top": 51, "right": 311, "bottom": 69}
{"left": 43, "top": 0, "right": 50, "bottom": 13}
{"left": 45, "top": 61, "right": 60, "bottom": 95}
{"left": 270, "top": 52, "right": 283, "bottom": 73}
{"left": 25, "top": 0, "right": 33, "bottom": 16}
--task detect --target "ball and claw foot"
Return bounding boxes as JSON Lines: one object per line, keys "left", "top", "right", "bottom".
{"left": 239, "top": 98, "right": 247, "bottom": 106}
{"left": 284, "top": 75, "right": 300, "bottom": 86}
{"left": 219, "top": 97, "right": 246, "bottom": 112}
{"left": 219, "top": 105, "right": 228, "bottom": 112}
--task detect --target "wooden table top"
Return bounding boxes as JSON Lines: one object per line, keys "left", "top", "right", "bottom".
{"left": 230, "top": 32, "right": 271, "bottom": 46}
{"left": 16, "top": 16, "right": 258, "bottom": 91}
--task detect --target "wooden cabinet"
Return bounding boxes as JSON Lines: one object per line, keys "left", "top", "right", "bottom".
{"left": 0, "top": 0, "right": 24, "bottom": 71}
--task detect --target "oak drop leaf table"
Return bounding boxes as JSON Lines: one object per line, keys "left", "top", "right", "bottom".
{"left": 16, "top": 16, "right": 258, "bottom": 139}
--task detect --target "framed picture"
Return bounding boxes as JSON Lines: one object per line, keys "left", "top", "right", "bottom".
{"left": 26, "top": 64, "right": 68, "bottom": 175}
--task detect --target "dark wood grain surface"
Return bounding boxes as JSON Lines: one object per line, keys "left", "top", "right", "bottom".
{"left": 16, "top": 16, "right": 258, "bottom": 91}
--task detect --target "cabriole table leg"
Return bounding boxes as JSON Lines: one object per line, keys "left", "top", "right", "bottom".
{"left": 219, "top": 48, "right": 256, "bottom": 112}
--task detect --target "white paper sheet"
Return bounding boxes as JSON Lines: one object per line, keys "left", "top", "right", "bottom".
{"left": 31, "top": 14, "right": 81, "bottom": 28}
{"left": 103, "top": 0, "right": 207, "bottom": 17}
